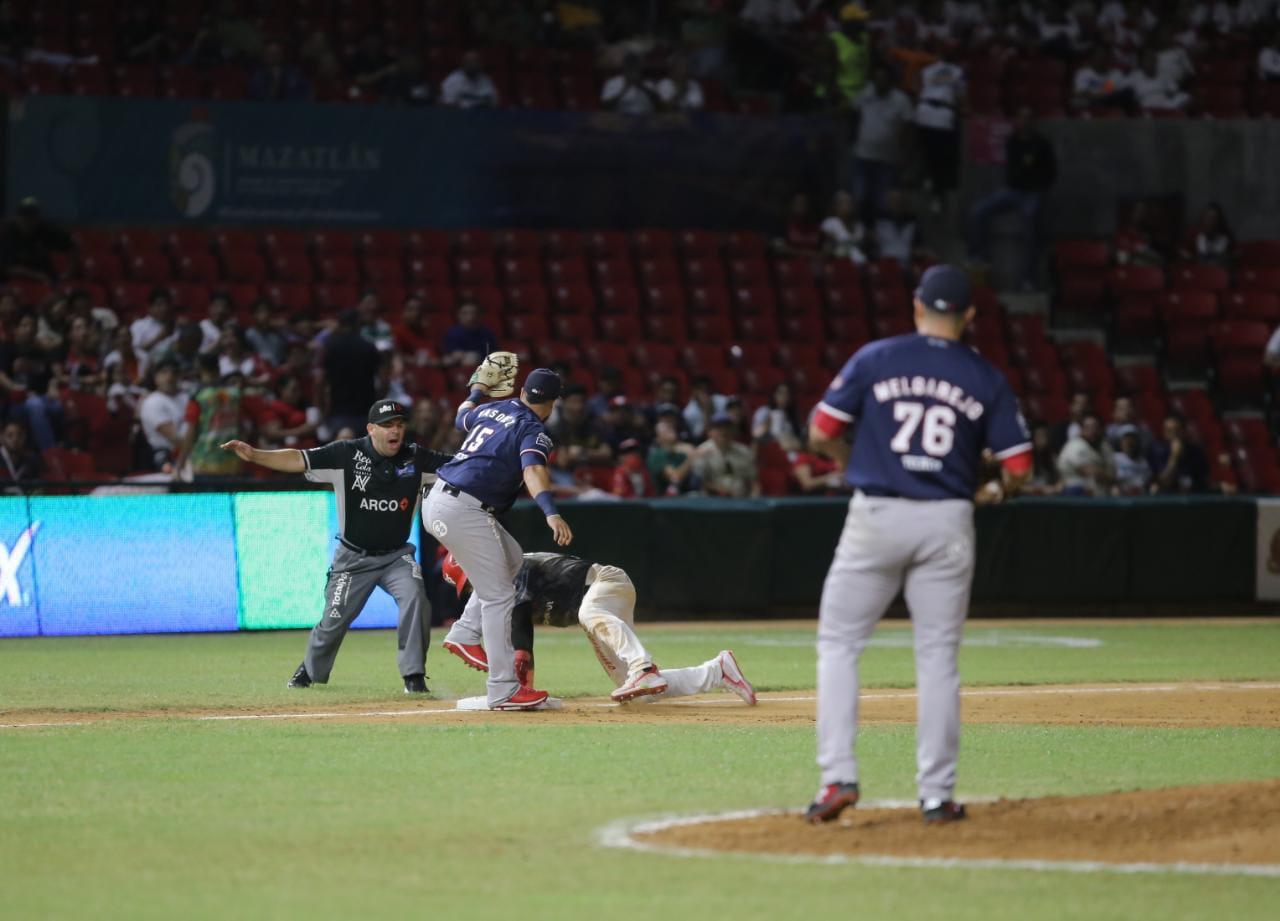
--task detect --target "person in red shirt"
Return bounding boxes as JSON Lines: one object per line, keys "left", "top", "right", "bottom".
{"left": 610, "top": 438, "right": 655, "bottom": 498}
{"left": 255, "top": 374, "right": 321, "bottom": 448}
{"left": 392, "top": 295, "right": 439, "bottom": 366}
{"left": 790, "top": 449, "right": 848, "bottom": 495}
{"left": 774, "top": 191, "right": 826, "bottom": 258}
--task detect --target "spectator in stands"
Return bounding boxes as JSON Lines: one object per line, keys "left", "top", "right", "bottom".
{"left": 657, "top": 54, "right": 705, "bottom": 111}
{"left": 1072, "top": 45, "right": 1133, "bottom": 112}
{"left": 791, "top": 448, "right": 845, "bottom": 494}
{"left": 151, "top": 322, "right": 204, "bottom": 382}
{"left": 1260, "top": 27, "right": 1280, "bottom": 82}
{"left": 792, "top": 29, "right": 842, "bottom": 112}
{"left": 1114, "top": 201, "right": 1166, "bottom": 267}
{"left": 915, "top": 46, "right": 966, "bottom": 214}
{"left": 407, "top": 397, "right": 454, "bottom": 453}
{"left": 1057, "top": 412, "right": 1115, "bottom": 496}
{"left": 130, "top": 288, "right": 176, "bottom": 356}
{"left": 1036, "top": 3, "right": 1085, "bottom": 57}
{"left": 599, "top": 396, "right": 645, "bottom": 455}
{"left": 724, "top": 395, "right": 751, "bottom": 443}
{"left": 648, "top": 415, "right": 697, "bottom": 495}
{"left": 874, "top": 189, "right": 929, "bottom": 267}
{"left": 0, "top": 198, "right": 71, "bottom": 284}
{"left": 1111, "top": 425, "right": 1153, "bottom": 495}
{"left": 273, "top": 341, "right": 317, "bottom": 404}
{"left": 1106, "top": 395, "right": 1150, "bottom": 449}
{"left": 774, "top": 191, "right": 825, "bottom": 258}
{"left": 684, "top": 374, "right": 730, "bottom": 442}
{"left": 179, "top": 355, "right": 249, "bottom": 482}
{"left": 441, "top": 300, "right": 499, "bottom": 367}
{"left": 602, "top": 53, "right": 661, "bottom": 115}
{"left": 1022, "top": 421, "right": 1063, "bottom": 495}
{"left": 357, "top": 291, "right": 394, "bottom": 352}
{"left": 138, "top": 359, "right": 189, "bottom": 471}
{"left": 739, "top": 0, "right": 807, "bottom": 29}
{"left": 34, "top": 294, "right": 69, "bottom": 352}
{"left": 1052, "top": 391, "right": 1092, "bottom": 453}
{"left": 829, "top": 4, "right": 872, "bottom": 106}
{"left": 245, "top": 298, "right": 285, "bottom": 366}
{"left": 210, "top": 0, "right": 265, "bottom": 61}
{"left": 255, "top": 374, "right": 320, "bottom": 450}
{"left": 852, "top": 66, "right": 914, "bottom": 221}
{"left": 392, "top": 295, "right": 437, "bottom": 366}
{"left": 588, "top": 366, "right": 625, "bottom": 420}
{"left": 610, "top": 438, "right": 655, "bottom": 498}
{"left": 693, "top": 413, "right": 759, "bottom": 497}
{"left": 752, "top": 383, "right": 802, "bottom": 450}
{"left": 348, "top": 32, "right": 394, "bottom": 95}
{"left": 966, "top": 107, "right": 1057, "bottom": 290}
{"left": 198, "top": 292, "right": 232, "bottom": 353}
{"left": 120, "top": 5, "right": 175, "bottom": 62}
{"left": 248, "top": 41, "right": 310, "bottom": 101}
{"left": 441, "top": 50, "right": 500, "bottom": 109}
{"left": 103, "top": 325, "right": 143, "bottom": 386}
{"left": 1266, "top": 324, "right": 1280, "bottom": 369}
{"left": 310, "top": 53, "right": 350, "bottom": 102}
{"left": 0, "top": 312, "right": 62, "bottom": 451}
{"left": 321, "top": 308, "right": 381, "bottom": 437}
{"left": 1125, "top": 49, "right": 1190, "bottom": 112}
{"left": 1149, "top": 413, "right": 1209, "bottom": 493}
{"left": 1154, "top": 24, "right": 1196, "bottom": 90}
{"left": 217, "top": 326, "right": 271, "bottom": 386}
{"left": 547, "top": 385, "right": 612, "bottom": 469}
{"left": 1179, "top": 202, "right": 1235, "bottom": 266}
{"left": 821, "top": 190, "right": 868, "bottom": 264}
{"left": 61, "top": 315, "right": 102, "bottom": 391}
{"left": 0, "top": 420, "right": 42, "bottom": 491}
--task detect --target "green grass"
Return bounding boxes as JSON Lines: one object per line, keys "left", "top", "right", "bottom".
{"left": 3, "top": 620, "right": 1279, "bottom": 711}
{"left": 2, "top": 620, "right": 1278, "bottom": 920}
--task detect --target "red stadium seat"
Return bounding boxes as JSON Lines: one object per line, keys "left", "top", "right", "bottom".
{"left": 591, "top": 257, "right": 635, "bottom": 287}
{"left": 1107, "top": 265, "right": 1164, "bottom": 297}
{"left": 1170, "top": 263, "right": 1229, "bottom": 293}
{"left": 727, "top": 257, "right": 770, "bottom": 286}
{"left": 632, "top": 228, "right": 676, "bottom": 258}
{"left": 361, "top": 256, "right": 405, "bottom": 285}
{"left": 311, "top": 230, "right": 356, "bottom": 257}
{"left": 1236, "top": 240, "right": 1280, "bottom": 267}
{"left": 683, "top": 257, "right": 726, "bottom": 289}
{"left": 781, "top": 315, "right": 822, "bottom": 342}
{"left": 506, "top": 283, "right": 550, "bottom": 315}
{"left": 1222, "top": 291, "right": 1280, "bottom": 324}
{"left": 735, "top": 315, "right": 776, "bottom": 342}
{"left": 499, "top": 256, "right": 542, "bottom": 284}
{"left": 551, "top": 314, "right": 593, "bottom": 341}
{"left": 827, "top": 315, "right": 870, "bottom": 345}
{"left": 358, "top": 229, "right": 404, "bottom": 256}
{"left": 646, "top": 284, "right": 688, "bottom": 314}
{"left": 583, "top": 341, "right": 629, "bottom": 369}
{"left": 690, "top": 285, "right": 731, "bottom": 317}
{"left": 165, "top": 228, "right": 211, "bottom": 257}
{"left": 314, "top": 284, "right": 360, "bottom": 313}
{"left": 505, "top": 314, "right": 549, "bottom": 341}
{"left": 778, "top": 286, "right": 822, "bottom": 315}
{"left": 1161, "top": 290, "right": 1218, "bottom": 325}
{"left": 268, "top": 252, "right": 312, "bottom": 284}
{"left": 739, "top": 365, "right": 787, "bottom": 395}
{"left": 776, "top": 343, "right": 821, "bottom": 367}
{"left": 585, "top": 230, "right": 629, "bottom": 258}
{"left": 598, "top": 314, "right": 642, "bottom": 342}
{"left": 117, "top": 228, "right": 164, "bottom": 255}
{"left": 644, "top": 314, "right": 688, "bottom": 343}
{"left": 405, "top": 229, "right": 450, "bottom": 255}
{"left": 690, "top": 314, "right": 732, "bottom": 342}
{"left": 774, "top": 257, "right": 816, "bottom": 288}
{"left": 822, "top": 260, "right": 862, "bottom": 290}
{"left": 1114, "top": 363, "right": 1162, "bottom": 395}
{"left": 638, "top": 257, "right": 680, "bottom": 286}
{"left": 454, "top": 256, "right": 496, "bottom": 285}
{"left": 598, "top": 284, "right": 641, "bottom": 314}
{"left": 551, "top": 283, "right": 596, "bottom": 315}
{"left": 723, "top": 230, "right": 768, "bottom": 259}
{"left": 319, "top": 255, "right": 359, "bottom": 284}
{"left": 1114, "top": 293, "right": 1160, "bottom": 339}
{"left": 454, "top": 228, "right": 494, "bottom": 255}
{"left": 1217, "top": 356, "right": 1265, "bottom": 399}
{"left": 408, "top": 256, "right": 451, "bottom": 286}
{"left": 824, "top": 285, "right": 866, "bottom": 315}
{"left": 263, "top": 283, "right": 312, "bottom": 314}
{"left": 679, "top": 343, "right": 727, "bottom": 371}
{"left": 633, "top": 341, "right": 678, "bottom": 370}
{"left": 733, "top": 285, "right": 777, "bottom": 316}
{"left": 176, "top": 253, "right": 220, "bottom": 283}
{"left": 78, "top": 252, "right": 124, "bottom": 284}
{"left": 263, "top": 229, "right": 308, "bottom": 256}
{"left": 1211, "top": 321, "right": 1271, "bottom": 358}
{"left": 127, "top": 252, "right": 172, "bottom": 281}
{"left": 494, "top": 229, "right": 541, "bottom": 256}
{"left": 1237, "top": 266, "right": 1280, "bottom": 293}
{"left": 546, "top": 257, "right": 589, "bottom": 285}
{"left": 213, "top": 229, "right": 260, "bottom": 256}
{"left": 676, "top": 229, "right": 720, "bottom": 258}
{"left": 1058, "top": 275, "right": 1107, "bottom": 314}
{"left": 543, "top": 229, "right": 587, "bottom": 259}
{"left": 454, "top": 285, "right": 504, "bottom": 315}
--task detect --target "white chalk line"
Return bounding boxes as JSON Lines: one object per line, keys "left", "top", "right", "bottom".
{"left": 596, "top": 805, "right": 1280, "bottom": 878}
{"left": 3, "top": 681, "right": 1278, "bottom": 729}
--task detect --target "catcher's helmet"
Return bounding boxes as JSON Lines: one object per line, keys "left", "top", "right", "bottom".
{"left": 442, "top": 552, "right": 469, "bottom": 598}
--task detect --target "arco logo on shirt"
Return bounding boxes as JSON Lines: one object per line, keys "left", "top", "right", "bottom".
{"left": 359, "top": 497, "right": 409, "bottom": 512}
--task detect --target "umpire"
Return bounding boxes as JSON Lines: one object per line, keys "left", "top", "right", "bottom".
{"left": 221, "top": 399, "right": 453, "bottom": 693}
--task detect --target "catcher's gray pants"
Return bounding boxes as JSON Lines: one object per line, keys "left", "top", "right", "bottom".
{"left": 424, "top": 481, "right": 523, "bottom": 706}
{"left": 304, "top": 544, "right": 430, "bottom": 683}
{"left": 816, "top": 492, "right": 975, "bottom": 801}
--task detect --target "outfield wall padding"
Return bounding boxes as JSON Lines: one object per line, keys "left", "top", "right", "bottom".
{"left": 0, "top": 493, "right": 1259, "bottom": 637}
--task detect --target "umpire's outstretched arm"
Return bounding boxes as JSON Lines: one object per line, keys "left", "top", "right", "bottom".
{"left": 220, "top": 441, "right": 305, "bottom": 473}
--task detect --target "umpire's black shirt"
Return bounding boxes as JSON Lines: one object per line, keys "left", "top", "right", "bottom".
{"left": 303, "top": 437, "right": 451, "bottom": 553}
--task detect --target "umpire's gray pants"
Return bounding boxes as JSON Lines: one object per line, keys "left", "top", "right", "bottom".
{"left": 423, "top": 482, "right": 523, "bottom": 706}
{"left": 816, "top": 492, "right": 975, "bottom": 801}
{"left": 304, "top": 544, "right": 430, "bottom": 683}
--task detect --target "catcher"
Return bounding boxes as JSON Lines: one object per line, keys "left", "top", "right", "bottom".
{"left": 441, "top": 551, "right": 758, "bottom": 705}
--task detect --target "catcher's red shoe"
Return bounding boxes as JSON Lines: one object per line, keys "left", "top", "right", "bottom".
{"left": 492, "top": 686, "right": 550, "bottom": 710}
{"left": 443, "top": 640, "right": 488, "bottom": 672}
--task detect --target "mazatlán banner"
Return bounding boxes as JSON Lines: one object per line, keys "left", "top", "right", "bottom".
{"left": 0, "top": 492, "right": 418, "bottom": 637}
{"left": 6, "top": 95, "right": 842, "bottom": 229}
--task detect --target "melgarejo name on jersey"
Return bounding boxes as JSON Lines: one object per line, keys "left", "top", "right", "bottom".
{"left": 872, "top": 377, "right": 985, "bottom": 421}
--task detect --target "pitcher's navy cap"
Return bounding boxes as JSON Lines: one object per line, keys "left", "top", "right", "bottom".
{"left": 524, "top": 368, "right": 563, "bottom": 403}
{"left": 914, "top": 265, "right": 972, "bottom": 313}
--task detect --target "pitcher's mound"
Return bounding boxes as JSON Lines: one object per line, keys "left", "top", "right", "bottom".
{"left": 636, "top": 780, "right": 1280, "bottom": 870}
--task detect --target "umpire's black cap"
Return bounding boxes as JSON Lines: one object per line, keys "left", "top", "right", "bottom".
{"left": 368, "top": 399, "right": 409, "bottom": 423}
{"left": 523, "top": 368, "right": 562, "bottom": 403}
{"left": 914, "top": 265, "right": 972, "bottom": 314}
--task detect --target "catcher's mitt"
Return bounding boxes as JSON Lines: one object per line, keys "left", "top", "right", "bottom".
{"left": 468, "top": 351, "right": 518, "bottom": 398}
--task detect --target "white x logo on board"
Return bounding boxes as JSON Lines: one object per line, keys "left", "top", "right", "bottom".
{"left": 0, "top": 522, "right": 40, "bottom": 606}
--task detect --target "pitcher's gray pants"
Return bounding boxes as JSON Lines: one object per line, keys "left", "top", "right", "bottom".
{"left": 816, "top": 492, "right": 975, "bottom": 801}
{"left": 304, "top": 544, "right": 430, "bottom": 683}
{"left": 424, "top": 482, "right": 523, "bottom": 706}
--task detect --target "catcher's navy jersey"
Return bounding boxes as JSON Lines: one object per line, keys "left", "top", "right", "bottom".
{"left": 819, "top": 334, "right": 1029, "bottom": 500}
{"left": 437, "top": 398, "right": 554, "bottom": 510}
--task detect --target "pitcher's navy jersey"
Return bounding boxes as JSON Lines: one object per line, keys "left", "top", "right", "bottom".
{"left": 818, "top": 334, "right": 1029, "bottom": 500}
{"left": 437, "top": 399, "right": 554, "bottom": 510}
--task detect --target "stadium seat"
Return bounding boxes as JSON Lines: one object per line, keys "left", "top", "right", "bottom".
{"left": 454, "top": 229, "right": 494, "bottom": 255}
{"left": 358, "top": 229, "right": 404, "bottom": 256}
{"left": 1211, "top": 320, "right": 1271, "bottom": 358}
{"left": 176, "top": 253, "right": 220, "bottom": 284}
{"left": 690, "top": 314, "right": 732, "bottom": 342}
{"left": 1237, "top": 266, "right": 1280, "bottom": 293}
{"left": 552, "top": 315, "right": 594, "bottom": 342}
{"left": 644, "top": 314, "right": 688, "bottom": 343}
{"left": 505, "top": 314, "right": 549, "bottom": 341}
{"left": 781, "top": 314, "right": 822, "bottom": 342}
{"left": 545, "top": 257, "right": 589, "bottom": 285}
{"left": 499, "top": 256, "right": 542, "bottom": 284}
{"left": 1222, "top": 291, "right": 1280, "bottom": 324}
{"left": 408, "top": 256, "right": 451, "bottom": 286}
{"left": 676, "top": 229, "right": 720, "bottom": 258}
{"left": 405, "top": 229, "right": 450, "bottom": 255}
{"left": 314, "top": 284, "right": 360, "bottom": 313}
{"left": 633, "top": 341, "right": 679, "bottom": 370}
{"left": 821, "top": 260, "right": 861, "bottom": 290}
{"left": 727, "top": 257, "right": 771, "bottom": 287}
{"left": 1114, "top": 363, "right": 1162, "bottom": 395}
{"left": 739, "top": 365, "right": 787, "bottom": 395}
{"left": 311, "top": 230, "right": 356, "bottom": 257}
{"left": 585, "top": 230, "right": 629, "bottom": 258}
{"left": 824, "top": 285, "right": 866, "bottom": 315}
{"left": 582, "top": 340, "right": 629, "bottom": 369}
{"left": 454, "top": 256, "right": 496, "bottom": 285}
{"left": 1059, "top": 275, "right": 1108, "bottom": 314}
{"left": 597, "top": 284, "right": 641, "bottom": 314}
{"left": 735, "top": 315, "right": 776, "bottom": 342}
{"left": 78, "top": 252, "right": 124, "bottom": 284}
{"left": 268, "top": 252, "right": 313, "bottom": 284}
{"left": 127, "top": 252, "right": 172, "bottom": 281}
{"left": 1107, "top": 265, "right": 1165, "bottom": 298}
{"left": 263, "top": 229, "right": 308, "bottom": 256}
{"left": 645, "top": 284, "right": 688, "bottom": 314}
{"left": 638, "top": 257, "right": 681, "bottom": 286}
{"left": 117, "top": 228, "right": 165, "bottom": 255}
{"left": 733, "top": 285, "right": 777, "bottom": 316}
{"left": 598, "top": 314, "right": 641, "bottom": 342}
{"left": 505, "top": 283, "right": 550, "bottom": 315}
{"left": 684, "top": 256, "right": 727, "bottom": 288}
{"left": 724, "top": 230, "right": 768, "bottom": 259}
{"left": 690, "top": 285, "right": 732, "bottom": 317}
{"left": 679, "top": 343, "right": 727, "bottom": 371}
{"left": 543, "top": 229, "right": 587, "bottom": 259}
{"left": 361, "top": 256, "right": 404, "bottom": 285}
{"left": 1113, "top": 293, "right": 1160, "bottom": 340}
{"left": 1171, "top": 263, "right": 1229, "bottom": 293}
{"left": 827, "top": 315, "right": 870, "bottom": 345}
{"left": 632, "top": 228, "right": 676, "bottom": 258}
{"left": 551, "top": 282, "right": 596, "bottom": 315}
{"left": 1236, "top": 240, "right": 1280, "bottom": 267}
{"left": 774, "top": 257, "right": 815, "bottom": 288}
{"left": 213, "top": 229, "right": 261, "bottom": 256}
{"left": 319, "top": 255, "right": 359, "bottom": 284}
{"left": 778, "top": 286, "right": 822, "bottom": 315}
{"left": 454, "top": 284, "right": 504, "bottom": 315}
{"left": 591, "top": 256, "right": 636, "bottom": 287}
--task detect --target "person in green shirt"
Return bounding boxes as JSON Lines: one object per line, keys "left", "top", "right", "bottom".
{"left": 647, "top": 413, "right": 696, "bottom": 496}
{"left": 179, "top": 354, "right": 248, "bottom": 481}
{"left": 830, "top": 3, "right": 871, "bottom": 106}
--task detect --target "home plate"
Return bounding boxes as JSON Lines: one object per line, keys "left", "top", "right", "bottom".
{"left": 455, "top": 696, "right": 564, "bottom": 711}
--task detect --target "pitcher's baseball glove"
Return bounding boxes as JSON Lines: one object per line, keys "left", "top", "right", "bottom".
{"left": 468, "top": 351, "right": 518, "bottom": 398}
